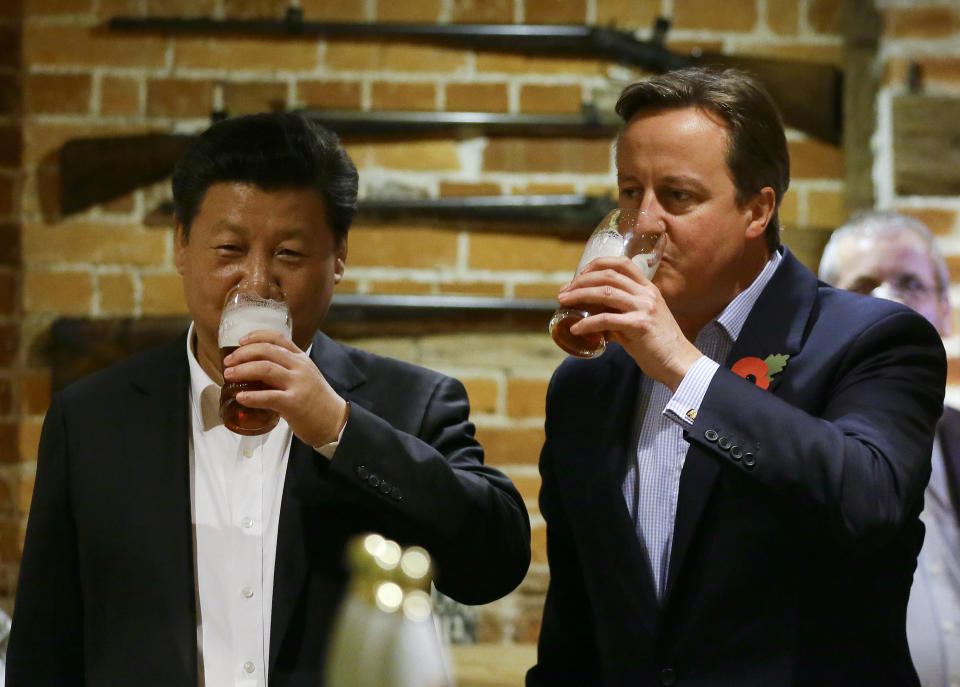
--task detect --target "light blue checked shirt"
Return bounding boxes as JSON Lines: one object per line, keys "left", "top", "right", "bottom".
{"left": 622, "top": 250, "right": 782, "bottom": 601}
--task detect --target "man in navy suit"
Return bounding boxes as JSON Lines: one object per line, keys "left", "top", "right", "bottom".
{"left": 7, "top": 112, "right": 531, "bottom": 686}
{"left": 820, "top": 210, "right": 960, "bottom": 687}
{"left": 528, "top": 68, "right": 946, "bottom": 686}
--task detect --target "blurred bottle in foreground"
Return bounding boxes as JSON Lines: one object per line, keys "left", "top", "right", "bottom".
{"left": 326, "top": 534, "right": 454, "bottom": 687}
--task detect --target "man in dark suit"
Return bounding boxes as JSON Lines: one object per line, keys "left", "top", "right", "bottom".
{"left": 528, "top": 68, "right": 946, "bottom": 687}
{"left": 819, "top": 210, "right": 960, "bottom": 687}
{"left": 7, "top": 112, "right": 531, "bottom": 686}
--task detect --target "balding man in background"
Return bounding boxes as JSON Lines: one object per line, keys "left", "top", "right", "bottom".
{"left": 820, "top": 210, "right": 960, "bottom": 687}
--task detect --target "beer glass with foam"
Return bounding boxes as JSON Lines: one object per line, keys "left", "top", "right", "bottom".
{"left": 218, "top": 281, "right": 292, "bottom": 435}
{"left": 549, "top": 208, "right": 665, "bottom": 358}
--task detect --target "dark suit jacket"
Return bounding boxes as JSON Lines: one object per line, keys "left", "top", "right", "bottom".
{"left": 938, "top": 407, "right": 960, "bottom": 527}
{"left": 7, "top": 331, "right": 531, "bottom": 686}
{"left": 528, "top": 249, "right": 946, "bottom": 687}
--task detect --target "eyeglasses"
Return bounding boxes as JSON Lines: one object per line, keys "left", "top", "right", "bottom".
{"left": 848, "top": 275, "right": 939, "bottom": 302}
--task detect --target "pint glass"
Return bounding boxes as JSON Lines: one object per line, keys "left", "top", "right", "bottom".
{"left": 218, "top": 281, "right": 292, "bottom": 435}
{"left": 549, "top": 208, "right": 665, "bottom": 358}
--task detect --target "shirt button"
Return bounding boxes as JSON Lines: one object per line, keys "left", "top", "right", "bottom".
{"left": 241, "top": 517, "right": 254, "bottom": 529}
{"left": 243, "top": 661, "right": 255, "bottom": 674}
{"left": 242, "top": 448, "right": 253, "bottom": 459}
{"left": 241, "top": 587, "right": 254, "bottom": 599}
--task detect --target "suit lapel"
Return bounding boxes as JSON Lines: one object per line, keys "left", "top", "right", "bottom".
{"left": 269, "top": 332, "right": 367, "bottom": 674}
{"left": 665, "top": 249, "right": 817, "bottom": 602}
{"left": 125, "top": 334, "right": 198, "bottom": 683}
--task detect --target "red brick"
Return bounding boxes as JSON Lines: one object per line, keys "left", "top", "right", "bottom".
{"left": 141, "top": 273, "right": 188, "bottom": 315}
{"left": 452, "top": 0, "right": 514, "bottom": 23}
{"left": 439, "top": 181, "right": 502, "bottom": 197}
{"left": 0, "top": 378, "right": 11, "bottom": 415}
{"left": 17, "top": 473, "right": 35, "bottom": 515}
{"left": 461, "top": 377, "right": 499, "bottom": 415}
{"left": 23, "top": 25, "right": 168, "bottom": 68}
{"left": 371, "top": 81, "right": 436, "bottom": 111}
{"left": 883, "top": 5, "right": 958, "bottom": 39}
{"left": 0, "top": 75, "right": 20, "bottom": 116}
{"left": 808, "top": 0, "right": 842, "bottom": 34}
{"left": 24, "top": 271, "right": 92, "bottom": 315}
{"left": 734, "top": 43, "right": 842, "bottom": 66}
{"left": 0, "top": 423, "right": 16, "bottom": 465}
{"left": 222, "top": 81, "right": 287, "bottom": 116}
{"left": 348, "top": 226, "right": 458, "bottom": 268}
{"left": 507, "top": 472, "right": 541, "bottom": 506}
{"left": 445, "top": 82, "right": 509, "bottom": 113}
{"left": 596, "top": 0, "right": 660, "bottom": 25}
{"left": 25, "top": 0, "right": 93, "bottom": 13}
{"left": 375, "top": 0, "right": 442, "bottom": 21}
{"left": 437, "top": 282, "right": 505, "bottom": 297}
{"left": 25, "top": 73, "right": 91, "bottom": 115}
{"left": 368, "top": 141, "right": 460, "bottom": 171}
{"left": 147, "top": 78, "right": 214, "bottom": 118}
{"left": 98, "top": 273, "right": 135, "bottom": 315}
{"left": 0, "top": 272, "right": 15, "bottom": 315}
{"left": 23, "top": 223, "right": 169, "bottom": 266}
{"left": 0, "top": 474, "right": 12, "bottom": 515}
{"left": 0, "top": 175, "right": 15, "bottom": 217}
{"left": 514, "top": 281, "right": 565, "bottom": 299}
{"left": 788, "top": 139, "right": 843, "bottom": 180}
{"left": 470, "top": 233, "right": 583, "bottom": 272}
{"left": 0, "top": 127, "right": 21, "bottom": 167}
{"left": 519, "top": 83, "right": 583, "bottom": 115}
{"left": 475, "top": 425, "right": 544, "bottom": 466}
{"left": 20, "top": 420, "right": 42, "bottom": 466}
{"left": 0, "top": 26, "right": 20, "bottom": 69}
{"left": 475, "top": 53, "right": 605, "bottom": 75}
{"left": 483, "top": 138, "right": 612, "bottom": 175}
{"left": 20, "top": 371, "right": 50, "bottom": 415}
{"left": 0, "top": 224, "right": 20, "bottom": 267}
{"left": 895, "top": 207, "right": 957, "bottom": 237}
{"left": 507, "top": 377, "right": 549, "bottom": 418}
{"left": 673, "top": 0, "right": 758, "bottom": 31}
{"left": 325, "top": 43, "right": 468, "bottom": 72}
{"left": 366, "top": 279, "right": 433, "bottom": 296}
{"left": 0, "top": 514, "right": 21, "bottom": 560}
{"left": 174, "top": 38, "right": 318, "bottom": 72}
{"left": 223, "top": 0, "right": 287, "bottom": 18}
{"left": 767, "top": 0, "right": 799, "bottom": 35}
{"left": 0, "top": 323, "right": 17, "bottom": 366}
{"left": 100, "top": 76, "right": 140, "bottom": 116}
{"left": 525, "top": 0, "right": 586, "bottom": 23}
{"left": 806, "top": 189, "right": 847, "bottom": 229}
{"left": 144, "top": 0, "right": 215, "bottom": 14}
{"left": 299, "top": 0, "right": 364, "bottom": 20}
{"left": 513, "top": 182, "right": 577, "bottom": 194}
{"left": 296, "top": 80, "right": 362, "bottom": 109}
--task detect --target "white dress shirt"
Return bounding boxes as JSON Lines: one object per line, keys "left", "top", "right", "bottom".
{"left": 622, "top": 250, "right": 783, "bottom": 600}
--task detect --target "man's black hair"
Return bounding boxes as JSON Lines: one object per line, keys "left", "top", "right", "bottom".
{"left": 172, "top": 112, "right": 358, "bottom": 244}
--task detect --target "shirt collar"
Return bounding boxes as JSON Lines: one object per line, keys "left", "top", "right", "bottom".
{"left": 709, "top": 248, "right": 783, "bottom": 343}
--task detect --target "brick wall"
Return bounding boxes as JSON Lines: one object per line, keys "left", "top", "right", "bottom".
{"left": 873, "top": 0, "right": 960, "bottom": 406}
{"left": 0, "top": 0, "right": 22, "bottom": 618}
{"left": 7, "top": 0, "right": 848, "bottom": 642}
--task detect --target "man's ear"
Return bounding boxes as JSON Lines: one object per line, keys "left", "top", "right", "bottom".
{"left": 174, "top": 220, "right": 188, "bottom": 275}
{"left": 334, "top": 237, "right": 347, "bottom": 284}
{"left": 744, "top": 187, "right": 777, "bottom": 240}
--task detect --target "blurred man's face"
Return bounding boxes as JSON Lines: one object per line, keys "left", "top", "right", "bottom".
{"left": 174, "top": 182, "right": 346, "bottom": 382}
{"left": 831, "top": 230, "right": 951, "bottom": 335}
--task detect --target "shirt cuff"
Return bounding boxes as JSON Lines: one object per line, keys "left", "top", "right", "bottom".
{"left": 313, "top": 402, "right": 350, "bottom": 458}
{"left": 663, "top": 356, "right": 719, "bottom": 427}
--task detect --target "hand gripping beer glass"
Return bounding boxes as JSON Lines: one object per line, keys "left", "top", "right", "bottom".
{"left": 219, "top": 280, "right": 292, "bottom": 435}
{"left": 549, "top": 208, "right": 666, "bottom": 358}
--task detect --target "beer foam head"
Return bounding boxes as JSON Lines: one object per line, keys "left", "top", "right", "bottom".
{"left": 218, "top": 301, "right": 291, "bottom": 347}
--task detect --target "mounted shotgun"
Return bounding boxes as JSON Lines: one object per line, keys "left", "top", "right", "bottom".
{"left": 59, "top": 14, "right": 842, "bottom": 215}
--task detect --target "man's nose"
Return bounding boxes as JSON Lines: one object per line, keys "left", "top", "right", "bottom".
{"left": 239, "top": 255, "right": 280, "bottom": 291}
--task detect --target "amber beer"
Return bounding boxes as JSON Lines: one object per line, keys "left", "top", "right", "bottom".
{"left": 549, "top": 208, "right": 665, "bottom": 358}
{"left": 218, "top": 285, "right": 291, "bottom": 435}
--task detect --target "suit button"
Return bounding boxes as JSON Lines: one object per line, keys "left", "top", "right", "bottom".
{"left": 742, "top": 452, "right": 756, "bottom": 468}
{"left": 717, "top": 436, "right": 732, "bottom": 450}
{"left": 730, "top": 445, "right": 742, "bottom": 461}
{"left": 391, "top": 486, "right": 404, "bottom": 501}
{"left": 704, "top": 429, "right": 719, "bottom": 442}
{"left": 357, "top": 465, "right": 369, "bottom": 480}
{"left": 379, "top": 481, "right": 392, "bottom": 495}
{"left": 660, "top": 667, "right": 677, "bottom": 685}
{"left": 367, "top": 474, "right": 381, "bottom": 488}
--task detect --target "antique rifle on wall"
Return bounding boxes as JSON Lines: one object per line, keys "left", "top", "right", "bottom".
{"left": 59, "top": 14, "right": 842, "bottom": 215}
{"left": 108, "top": 12, "right": 843, "bottom": 144}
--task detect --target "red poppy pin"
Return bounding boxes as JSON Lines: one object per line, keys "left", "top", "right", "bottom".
{"left": 731, "top": 354, "right": 790, "bottom": 390}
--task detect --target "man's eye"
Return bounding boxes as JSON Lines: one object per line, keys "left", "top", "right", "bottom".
{"left": 619, "top": 188, "right": 638, "bottom": 199}
{"left": 670, "top": 190, "right": 692, "bottom": 202}
{"left": 277, "top": 249, "right": 303, "bottom": 258}
{"left": 217, "top": 244, "right": 241, "bottom": 253}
